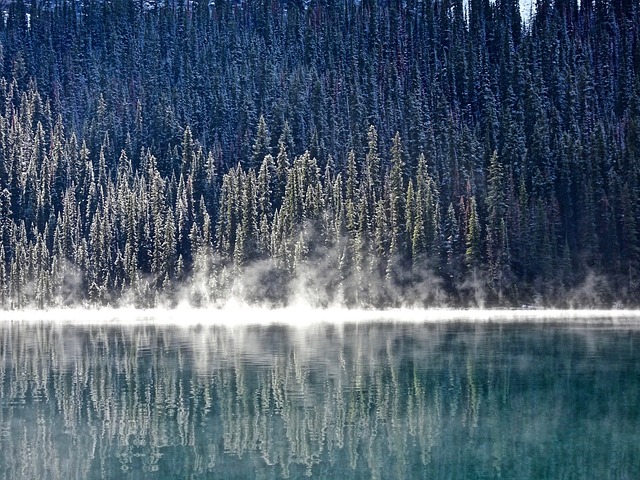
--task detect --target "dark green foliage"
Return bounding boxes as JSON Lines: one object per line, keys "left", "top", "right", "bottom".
{"left": 0, "top": 0, "right": 638, "bottom": 308}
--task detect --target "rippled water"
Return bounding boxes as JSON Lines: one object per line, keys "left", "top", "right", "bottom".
{"left": 1, "top": 318, "right": 639, "bottom": 479}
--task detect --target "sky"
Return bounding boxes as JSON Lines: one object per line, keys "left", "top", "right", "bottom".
{"left": 520, "top": 0, "right": 535, "bottom": 23}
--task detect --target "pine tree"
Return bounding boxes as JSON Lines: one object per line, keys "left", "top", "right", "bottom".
{"left": 465, "top": 196, "right": 482, "bottom": 270}
{"left": 486, "top": 150, "right": 508, "bottom": 289}
{"left": 345, "top": 150, "right": 358, "bottom": 233}
{"left": 252, "top": 115, "right": 272, "bottom": 170}
{"left": 388, "top": 132, "right": 406, "bottom": 260}
{"left": 365, "top": 125, "right": 382, "bottom": 203}
{"left": 442, "top": 203, "right": 461, "bottom": 281}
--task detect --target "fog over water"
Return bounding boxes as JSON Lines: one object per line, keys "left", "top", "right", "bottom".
{"left": 2, "top": 307, "right": 640, "bottom": 325}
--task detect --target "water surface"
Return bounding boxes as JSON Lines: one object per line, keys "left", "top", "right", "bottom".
{"left": 1, "top": 317, "right": 639, "bottom": 479}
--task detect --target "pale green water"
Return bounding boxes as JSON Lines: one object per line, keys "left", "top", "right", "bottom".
{"left": 1, "top": 320, "right": 639, "bottom": 479}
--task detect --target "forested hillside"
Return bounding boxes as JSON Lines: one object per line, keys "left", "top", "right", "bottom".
{"left": 0, "top": 0, "right": 638, "bottom": 308}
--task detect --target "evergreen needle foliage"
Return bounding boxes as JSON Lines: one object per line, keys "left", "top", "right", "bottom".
{"left": 0, "top": 0, "right": 638, "bottom": 308}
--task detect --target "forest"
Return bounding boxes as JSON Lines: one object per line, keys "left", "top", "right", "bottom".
{"left": 0, "top": 0, "right": 638, "bottom": 308}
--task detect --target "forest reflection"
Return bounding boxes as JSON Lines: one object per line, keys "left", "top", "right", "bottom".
{"left": 1, "top": 321, "right": 639, "bottom": 479}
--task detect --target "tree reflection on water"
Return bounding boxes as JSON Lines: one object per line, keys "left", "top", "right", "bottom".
{"left": 0, "top": 321, "right": 639, "bottom": 479}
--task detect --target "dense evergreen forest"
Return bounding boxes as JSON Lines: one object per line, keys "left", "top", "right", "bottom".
{"left": 0, "top": 0, "right": 638, "bottom": 308}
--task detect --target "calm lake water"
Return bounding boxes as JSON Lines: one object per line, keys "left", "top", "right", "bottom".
{"left": 1, "top": 318, "right": 639, "bottom": 479}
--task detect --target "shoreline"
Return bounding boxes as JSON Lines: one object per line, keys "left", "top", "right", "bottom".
{"left": 1, "top": 307, "right": 640, "bottom": 326}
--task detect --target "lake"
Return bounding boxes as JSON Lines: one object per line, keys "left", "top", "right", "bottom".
{"left": 1, "top": 315, "right": 639, "bottom": 479}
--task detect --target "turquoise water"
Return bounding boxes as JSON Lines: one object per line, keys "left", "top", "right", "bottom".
{"left": 1, "top": 320, "right": 639, "bottom": 479}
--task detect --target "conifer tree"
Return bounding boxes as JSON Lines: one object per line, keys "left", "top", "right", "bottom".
{"left": 252, "top": 115, "right": 271, "bottom": 171}
{"left": 465, "top": 196, "right": 482, "bottom": 270}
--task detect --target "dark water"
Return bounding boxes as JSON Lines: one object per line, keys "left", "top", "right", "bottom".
{"left": 1, "top": 320, "right": 639, "bottom": 479}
